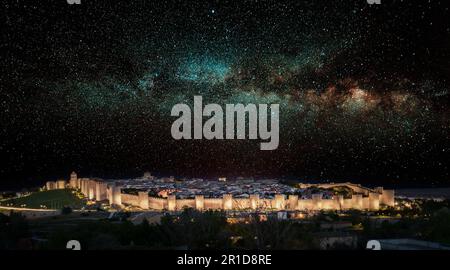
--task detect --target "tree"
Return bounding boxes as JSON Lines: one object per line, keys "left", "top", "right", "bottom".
{"left": 425, "top": 207, "right": 450, "bottom": 244}
{"left": 0, "top": 212, "right": 31, "bottom": 249}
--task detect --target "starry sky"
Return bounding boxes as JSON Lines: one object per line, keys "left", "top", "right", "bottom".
{"left": 1, "top": 0, "right": 450, "bottom": 188}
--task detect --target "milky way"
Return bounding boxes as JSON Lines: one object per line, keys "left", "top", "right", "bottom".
{"left": 1, "top": 0, "right": 449, "bottom": 187}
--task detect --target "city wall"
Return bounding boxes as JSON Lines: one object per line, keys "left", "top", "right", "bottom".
{"left": 45, "top": 173, "right": 395, "bottom": 212}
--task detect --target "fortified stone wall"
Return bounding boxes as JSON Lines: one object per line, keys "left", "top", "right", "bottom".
{"left": 204, "top": 198, "right": 223, "bottom": 209}
{"left": 176, "top": 199, "right": 196, "bottom": 209}
{"left": 233, "top": 198, "right": 249, "bottom": 210}
{"left": 47, "top": 173, "right": 395, "bottom": 211}
{"left": 121, "top": 194, "right": 139, "bottom": 206}
{"left": 380, "top": 189, "right": 395, "bottom": 206}
{"left": 56, "top": 180, "right": 66, "bottom": 189}
{"left": 148, "top": 197, "right": 166, "bottom": 210}
{"left": 95, "top": 182, "right": 108, "bottom": 201}
{"left": 138, "top": 192, "right": 149, "bottom": 210}
{"left": 46, "top": 181, "right": 56, "bottom": 190}
{"left": 139, "top": 192, "right": 391, "bottom": 211}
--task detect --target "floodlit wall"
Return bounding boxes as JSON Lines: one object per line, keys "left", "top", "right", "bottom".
{"left": 259, "top": 199, "right": 273, "bottom": 209}
{"left": 204, "top": 198, "right": 223, "bottom": 210}
{"left": 52, "top": 173, "right": 393, "bottom": 211}
{"left": 176, "top": 199, "right": 196, "bottom": 209}
{"left": 95, "top": 182, "right": 108, "bottom": 201}
{"left": 135, "top": 192, "right": 385, "bottom": 211}
{"left": 250, "top": 194, "right": 259, "bottom": 210}
{"left": 106, "top": 186, "right": 122, "bottom": 206}
{"left": 56, "top": 180, "right": 66, "bottom": 189}
{"left": 195, "top": 195, "right": 204, "bottom": 210}
{"left": 69, "top": 178, "right": 77, "bottom": 189}
{"left": 380, "top": 190, "right": 395, "bottom": 207}
{"left": 45, "top": 181, "right": 56, "bottom": 190}
{"left": 88, "top": 180, "right": 95, "bottom": 200}
{"left": 297, "top": 199, "right": 313, "bottom": 210}
{"left": 368, "top": 192, "right": 380, "bottom": 210}
{"left": 274, "top": 194, "right": 286, "bottom": 210}
{"left": 80, "top": 179, "right": 85, "bottom": 195}
{"left": 288, "top": 195, "right": 298, "bottom": 210}
{"left": 352, "top": 194, "right": 363, "bottom": 210}
{"left": 80, "top": 178, "right": 91, "bottom": 196}
{"left": 223, "top": 194, "right": 233, "bottom": 210}
{"left": 69, "top": 172, "right": 77, "bottom": 188}
{"left": 121, "top": 193, "right": 139, "bottom": 206}
{"left": 148, "top": 197, "right": 166, "bottom": 210}
{"left": 321, "top": 199, "right": 339, "bottom": 210}
{"left": 336, "top": 195, "right": 344, "bottom": 210}
{"left": 167, "top": 195, "right": 176, "bottom": 211}
{"left": 76, "top": 178, "right": 107, "bottom": 202}
{"left": 138, "top": 191, "right": 149, "bottom": 210}
{"left": 233, "top": 198, "right": 249, "bottom": 210}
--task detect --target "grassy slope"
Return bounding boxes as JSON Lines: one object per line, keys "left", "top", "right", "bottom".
{"left": 0, "top": 189, "right": 84, "bottom": 209}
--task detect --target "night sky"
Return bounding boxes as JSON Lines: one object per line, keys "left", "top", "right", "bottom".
{"left": 1, "top": 0, "right": 449, "bottom": 189}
